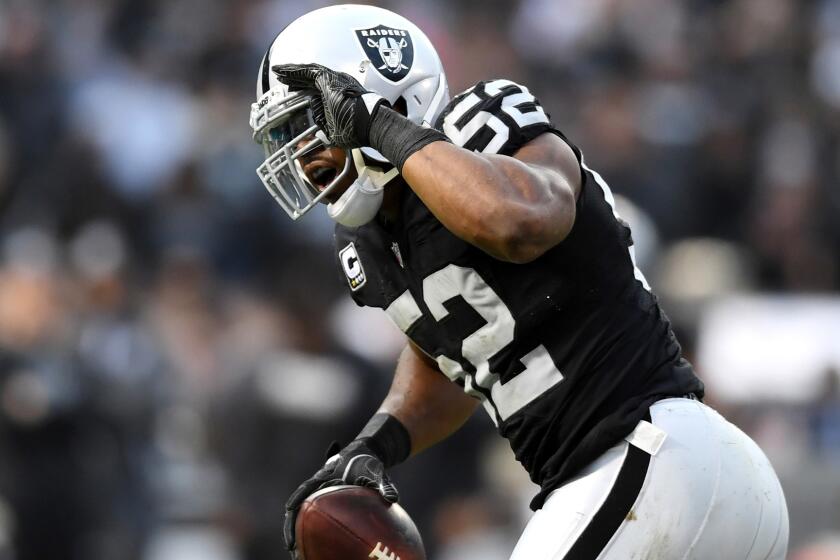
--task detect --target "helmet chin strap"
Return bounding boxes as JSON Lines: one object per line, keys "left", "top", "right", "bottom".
{"left": 327, "top": 149, "right": 399, "bottom": 227}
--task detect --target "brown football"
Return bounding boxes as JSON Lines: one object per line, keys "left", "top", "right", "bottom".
{"left": 296, "top": 485, "right": 426, "bottom": 560}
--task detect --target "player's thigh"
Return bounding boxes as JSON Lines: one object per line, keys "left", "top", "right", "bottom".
{"left": 673, "top": 403, "right": 789, "bottom": 560}
{"left": 509, "top": 442, "right": 630, "bottom": 560}
{"left": 511, "top": 399, "right": 788, "bottom": 560}
{"left": 600, "top": 399, "right": 788, "bottom": 560}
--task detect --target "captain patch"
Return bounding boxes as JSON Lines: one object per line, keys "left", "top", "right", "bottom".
{"left": 339, "top": 242, "right": 366, "bottom": 291}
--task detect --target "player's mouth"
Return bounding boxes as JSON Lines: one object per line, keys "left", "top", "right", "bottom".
{"left": 307, "top": 164, "right": 338, "bottom": 191}
{"left": 300, "top": 146, "right": 355, "bottom": 204}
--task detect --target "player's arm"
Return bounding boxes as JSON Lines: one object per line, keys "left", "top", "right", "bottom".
{"left": 282, "top": 342, "right": 476, "bottom": 553}
{"left": 272, "top": 64, "right": 581, "bottom": 264}
{"left": 380, "top": 341, "right": 480, "bottom": 456}
{"left": 400, "top": 132, "right": 580, "bottom": 263}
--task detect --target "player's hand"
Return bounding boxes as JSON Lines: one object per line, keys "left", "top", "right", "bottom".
{"left": 283, "top": 439, "right": 399, "bottom": 556}
{"left": 272, "top": 62, "right": 390, "bottom": 149}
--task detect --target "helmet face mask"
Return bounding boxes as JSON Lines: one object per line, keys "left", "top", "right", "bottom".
{"left": 251, "top": 87, "right": 353, "bottom": 220}
{"left": 251, "top": 4, "right": 450, "bottom": 224}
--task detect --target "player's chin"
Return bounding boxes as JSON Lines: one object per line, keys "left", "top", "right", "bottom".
{"left": 311, "top": 166, "right": 357, "bottom": 204}
{"left": 322, "top": 172, "right": 356, "bottom": 204}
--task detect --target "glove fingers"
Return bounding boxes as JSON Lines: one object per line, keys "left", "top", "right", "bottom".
{"left": 324, "top": 440, "right": 342, "bottom": 460}
{"left": 380, "top": 476, "right": 399, "bottom": 503}
{"left": 285, "top": 475, "right": 324, "bottom": 512}
{"left": 347, "top": 456, "right": 400, "bottom": 504}
{"left": 283, "top": 473, "right": 343, "bottom": 551}
{"left": 272, "top": 63, "right": 323, "bottom": 88}
{"left": 356, "top": 474, "right": 399, "bottom": 503}
{"left": 314, "top": 70, "right": 364, "bottom": 97}
{"left": 283, "top": 509, "right": 297, "bottom": 551}
{"left": 309, "top": 96, "right": 327, "bottom": 130}
{"left": 272, "top": 63, "right": 318, "bottom": 79}
{"left": 315, "top": 477, "right": 345, "bottom": 493}
{"left": 276, "top": 77, "right": 314, "bottom": 92}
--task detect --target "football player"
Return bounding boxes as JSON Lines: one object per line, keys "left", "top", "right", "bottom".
{"left": 249, "top": 5, "right": 789, "bottom": 559}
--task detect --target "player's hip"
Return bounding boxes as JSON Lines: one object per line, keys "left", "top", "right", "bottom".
{"left": 510, "top": 398, "right": 789, "bottom": 560}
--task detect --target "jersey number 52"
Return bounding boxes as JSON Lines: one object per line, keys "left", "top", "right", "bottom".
{"left": 386, "top": 265, "right": 564, "bottom": 425}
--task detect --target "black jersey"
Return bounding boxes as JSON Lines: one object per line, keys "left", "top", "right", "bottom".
{"left": 334, "top": 79, "right": 704, "bottom": 510}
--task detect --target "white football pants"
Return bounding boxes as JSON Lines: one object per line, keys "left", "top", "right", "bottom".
{"left": 509, "top": 398, "right": 789, "bottom": 560}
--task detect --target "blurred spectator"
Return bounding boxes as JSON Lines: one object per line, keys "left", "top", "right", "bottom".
{"left": 809, "top": 368, "right": 840, "bottom": 463}
{"left": 207, "top": 248, "right": 391, "bottom": 559}
{"left": 793, "top": 534, "right": 840, "bottom": 560}
{"left": 433, "top": 495, "right": 515, "bottom": 560}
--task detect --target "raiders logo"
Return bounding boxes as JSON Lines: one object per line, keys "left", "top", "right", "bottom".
{"left": 355, "top": 25, "right": 414, "bottom": 83}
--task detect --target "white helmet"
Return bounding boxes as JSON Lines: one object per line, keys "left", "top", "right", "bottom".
{"left": 250, "top": 4, "right": 449, "bottom": 225}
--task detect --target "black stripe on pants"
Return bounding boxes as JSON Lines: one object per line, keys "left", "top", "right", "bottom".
{"left": 564, "top": 431, "right": 653, "bottom": 558}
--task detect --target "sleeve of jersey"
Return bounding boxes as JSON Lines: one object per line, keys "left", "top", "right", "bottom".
{"left": 434, "top": 79, "right": 556, "bottom": 156}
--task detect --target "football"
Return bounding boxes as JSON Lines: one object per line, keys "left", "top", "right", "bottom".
{"left": 295, "top": 485, "right": 426, "bottom": 560}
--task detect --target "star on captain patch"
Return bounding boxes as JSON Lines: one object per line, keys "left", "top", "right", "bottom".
{"left": 390, "top": 241, "right": 404, "bottom": 268}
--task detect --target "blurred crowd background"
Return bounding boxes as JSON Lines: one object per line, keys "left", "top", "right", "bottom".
{"left": 0, "top": 0, "right": 839, "bottom": 558}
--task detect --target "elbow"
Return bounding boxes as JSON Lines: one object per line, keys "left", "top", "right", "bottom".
{"left": 476, "top": 201, "right": 576, "bottom": 264}
{"left": 498, "top": 218, "right": 568, "bottom": 264}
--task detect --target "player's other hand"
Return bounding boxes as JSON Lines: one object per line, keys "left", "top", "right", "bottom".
{"left": 272, "top": 63, "right": 390, "bottom": 150}
{"left": 283, "top": 439, "right": 399, "bottom": 555}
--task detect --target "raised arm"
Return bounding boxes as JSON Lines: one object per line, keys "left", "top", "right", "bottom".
{"left": 271, "top": 65, "right": 581, "bottom": 263}
{"left": 400, "top": 132, "right": 581, "bottom": 264}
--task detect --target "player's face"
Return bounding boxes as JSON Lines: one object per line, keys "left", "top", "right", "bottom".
{"left": 298, "top": 144, "right": 357, "bottom": 204}
{"left": 292, "top": 96, "right": 410, "bottom": 206}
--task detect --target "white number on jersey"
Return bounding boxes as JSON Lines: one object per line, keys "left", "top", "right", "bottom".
{"left": 386, "top": 265, "right": 563, "bottom": 425}
{"left": 441, "top": 79, "right": 550, "bottom": 154}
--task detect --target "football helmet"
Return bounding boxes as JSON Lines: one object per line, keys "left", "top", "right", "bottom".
{"left": 250, "top": 4, "right": 449, "bottom": 225}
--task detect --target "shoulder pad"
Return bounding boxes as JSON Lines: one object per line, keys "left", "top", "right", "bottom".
{"left": 435, "top": 79, "right": 553, "bottom": 156}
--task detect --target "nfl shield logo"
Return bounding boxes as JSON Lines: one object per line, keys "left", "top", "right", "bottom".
{"left": 355, "top": 25, "right": 414, "bottom": 82}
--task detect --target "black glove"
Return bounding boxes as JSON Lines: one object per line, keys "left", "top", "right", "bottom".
{"left": 283, "top": 439, "right": 399, "bottom": 555}
{"left": 273, "top": 63, "right": 390, "bottom": 149}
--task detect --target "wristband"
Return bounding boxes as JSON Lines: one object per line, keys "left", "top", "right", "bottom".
{"left": 355, "top": 412, "right": 412, "bottom": 468}
{"left": 368, "top": 106, "right": 450, "bottom": 172}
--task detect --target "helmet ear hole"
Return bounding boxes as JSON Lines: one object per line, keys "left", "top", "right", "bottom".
{"left": 393, "top": 96, "right": 408, "bottom": 117}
